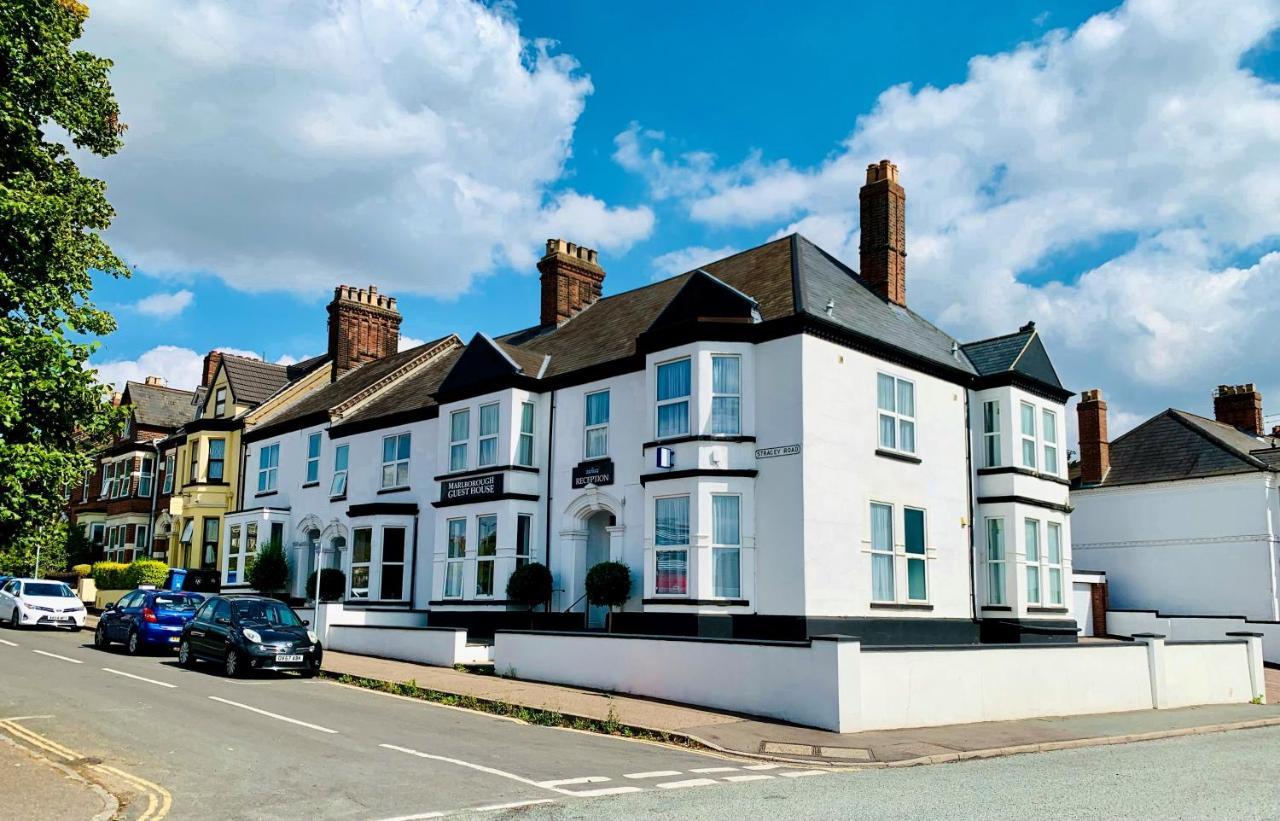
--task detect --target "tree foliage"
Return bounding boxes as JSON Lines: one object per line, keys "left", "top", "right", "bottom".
{"left": 247, "top": 540, "right": 289, "bottom": 594}
{"left": 0, "top": 0, "right": 128, "bottom": 568}
{"left": 306, "top": 568, "right": 346, "bottom": 602}
{"left": 506, "top": 562, "right": 552, "bottom": 610}
{"left": 584, "top": 561, "right": 631, "bottom": 611}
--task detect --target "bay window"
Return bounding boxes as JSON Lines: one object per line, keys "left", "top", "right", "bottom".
{"left": 208, "top": 439, "right": 225, "bottom": 481}
{"left": 986, "top": 518, "right": 1006, "bottom": 605}
{"left": 190, "top": 441, "right": 201, "bottom": 482}
{"left": 711, "top": 355, "right": 741, "bottom": 435}
{"left": 381, "top": 432, "right": 411, "bottom": 489}
{"left": 257, "top": 443, "right": 279, "bottom": 492}
{"left": 711, "top": 495, "right": 740, "bottom": 598}
{"left": 656, "top": 358, "right": 691, "bottom": 439}
{"left": 381, "top": 527, "right": 407, "bottom": 600}
{"left": 162, "top": 454, "right": 175, "bottom": 494}
{"left": 516, "top": 514, "right": 532, "bottom": 572}
{"left": 585, "top": 390, "right": 609, "bottom": 458}
{"left": 351, "top": 527, "right": 372, "bottom": 598}
{"left": 1042, "top": 409, "right": 1059, "bottom": 475}
{"left": 1025, "top": 518, "right": 1042, "bottom": 604}
{"left": 305, "top": 433, "right": 321, "bottom": 484}
{"left": 904, "top": 507, "right": 927, "bottom": 601}
{"left": 517, "top": 402, "right": 536, "bottom": 466}
{"left": 877, "top": 373, "right": 916, "bottom": 454}
{"left": 330, "top": 444, "right": 349, "bottom": 497}
{"left": 982, "top": 400, "right": 1001, "bottom": 467}
{"left": 138, "top": 457, "right": 154, "bottom": 498}
{"left": 445, "top": 519, "right": 465, "bottom": 598}
{"left": 1020, "top": 402, "right": 1037, "bottom": 469}
{"left": 135, "top": 525, "right": 149, "bottom": 551}
{"left": 870, "top": 502, "right": 895, "bottom": 602}
{"left": 226, "top": 525, "right": 242, "bottom": 584}
{"left": 1047, "top": 522, "right": 1064, "bottom": 605}
{"left": 654, "top": 496, "right": 689, "bottom": 595}
{"left": 202, "top": 517, "right": 220, "bottom": 568}
{"left": 476, "top": 515, "right": 497, "bottom": 596}
{"left": 478, "top": 404, "right": 499, "bottom": 467}
{"left": 449, "top": 410, "right": 469, "bottom": 472}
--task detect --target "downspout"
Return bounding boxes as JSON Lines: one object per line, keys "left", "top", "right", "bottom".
{"left": 964, "top": 390, "right": 979, "bottom": 633}
{"left": 544, "top": 389, "right": 556, "bottom": 612}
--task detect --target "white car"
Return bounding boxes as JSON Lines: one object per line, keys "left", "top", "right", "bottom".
{"left": 0, "top": 578, "right": 86, "bottom": 631}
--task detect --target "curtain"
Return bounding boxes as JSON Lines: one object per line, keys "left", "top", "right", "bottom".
{"left": 586, "top": 391, "right": 609, "bottom": 426}
{"left": 712, "top": 397, "right": 740, "bottom": 435}
{"left": 713, "top": 548, "right": 740, "bottom": 598}
{"left": 655, "top": 497, "right": 689, "bottom": 545}
{"left": 877, "top": 373, "right": 895, "bottom": 412}
{"left": 896, "top": 380, "right": 914, "bottom": 418}
{"left": 657, "top": 401, "right": 689, "bottom": 438}
{"left": 871, "top": 503, "right": 894, "bottom": 601}
{"left": 657, "top": 359, "right": 691, "bottom": 401}
{"left": 450, "top": 410, "right": 469, "bottom": 442}
{"left": 878, "top": 414, "right": 896, "bottom": 449}
{"left": 712, "top": 355, "right": 740, "bottom": 394}
{"left": 712, "top": 496, "right": 740, "bottom": 545}
{"left": 479, "top": 404, "right": 499, "bottom": 436}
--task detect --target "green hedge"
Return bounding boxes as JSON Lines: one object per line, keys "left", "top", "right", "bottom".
{"left": 91, "top": 559, "right": 170, "bottom": 590}
{"left": 72, "top": 564, "right": 92, "bottom": 578}
{"left": 91, "top": 561, "right": 130, "bottom": 589}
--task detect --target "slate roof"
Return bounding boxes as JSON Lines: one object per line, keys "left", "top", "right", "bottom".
{"left": 961, "top": 324, "right": 1066, "bottom": 395}
{"left": 217, "top": 353, "right": 328, "bottom": 408}
{"left": 122, "top": 381, "right": 199, "bottom": 430}
{"left": 333, "top": 346, "right": 465, "bottom": 428}
{"left": 1076, "top": 409, "right": 1280, "bottom": 489}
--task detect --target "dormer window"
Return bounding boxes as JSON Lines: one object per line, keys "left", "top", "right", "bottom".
{"left": 656, "top": 358, "right": 691, "bottom": 439}
{"left": 711, "top": 355, "right": 741, "bottom": 435}
{"left": 214, "top": 387, "right": 227, "bottom": 417}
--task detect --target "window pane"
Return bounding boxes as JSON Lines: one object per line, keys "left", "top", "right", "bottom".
{"left": 477, "top": 516, "right": 497, "bottom": 556}
{"left": 516, "top": 515, "right": 531, "bottom": 555}
{"left": 475, "top": 562, "right": 494, "bottom": 596}
{"left": 712, "top": 355, "right": 740, "bottom": 394}
{"left": 353, "top": 529, "right": 372, "bottom": 563}
{"left": 447, "top": 520, "right": 466, "bottom": 557}
{"left": 872, "top": 554, "right": 895, "bottom": 601}
{"left": 517, "top": 434, "right": 534, "bottom": 466}
{"left": 350, "top": 566, "right": 369, "bottom": 597}
{"left": 1026, "top": 566, "right": 1041, "bottom": 603}
{"left": 382, "top": 465, "right": 395, "bottom": 488}
{"left": 1042, "top": 410, "right": 1057, "bottom": 444}
{"left": 988, "top": 562, "right": 1006, "bottom": 605}
{"left": 899, "top": 419, "right": 916, "bottom": 453}
{"left": 711, "top": 397, "right": 740, "bottom": 435}
{"left": 984, "top": 401, "right": 999, "bottom": 433}
{"left": 878, "top": 414, "right": 896, "bottom": 449}
{"left": 383, "top": 436, "right": 395, "bottom": 463}
{"left": 1048, "top": 522, "right": 1062, "bottom": 563}
{"left": 585, "top": 428, "right": 608, "bottom": 459}
{"left": 877, "top": 373, "right": 895, "bottom": 412}
{"left": 712, "top": 496, "right": 740, "bottom": 545}
{"left": 479, "top": 404, "right": 499, "bottom": 437}
{"left": 655, "top": 550, "right": 687, "bottom": 594}
{"left": 655, "top": 497, "right": 689, "bottom": 546}
{"left": 259, "top": 446, "right": 270, "bottom": 469}
{"left": 444, "top": 563, "right": 463, "bottom": 597}
{"left": 1022, "top": 439, "right": 1037, "bottom": 468}
{"left": 904, "top": 508, "right": 925, "bottom": 555}
{"left": 397, "top": 434, "right": 411, "bottom": 460}
{"left": 907, "top": 557, "right": 927, "bottom": 600}
{"left": 330, "top": 473, "right": 347, "bottom": 497}
{"left": 381, "top": 565, "right": 404, "bottom": 600}
{"left": 657, "top": 401, "right": 689, "bottom": 438}
{"left": 1021, "top": 402, "right": 1036, "bottom": 436}
{"left": 896, "top": 380, "right": 914, "bottom": 418}
{"left": 713, "top": 548, "right": 740, "bottom": 598}
{"left": 1045, "top": 445, "right": 1059, "bottom": 475}
{"left": 451, "top": 410, "right": 469, "bottom": 442}
{"left": 382, "top": 528, "right": 405, "bottom": 563}
{"left": 870, "top": 503, "right": 893, "bottom": 551}
{"left": 1025, "top": 519, "right": 1040, "bottom": 561}
{"left": 335, "top": 445, "right": 348, "bottom": 471}
{"left": 657, "top": 359, "right": 691, "bottom": 401}
{"left": 987, "top": 519, "right": 1005, "bottom": 560}
{"left": 478, "top": 438, "right": 497, "bottom": 466}
{"left": 985, "top": 435, "right": 1000, "bottom": 467}
{"left": 396, "top": 462, "right": 409, "bottom": 487}
{"left": 1049, "top": 568, "right": 1063, "bottom": 604}
{"left": 521, "top": 402, "right": 535, "bottom": 434}
{"left": 308, "top": 434, "right": 321, "bottom": 458}
{"left": 586, "top": 392, "right": 610, "bottom": 426}
{"left": 450, "top": 443, "right": 467, "bottom": 472}
{"left": 209, "top": 439, "right": 226, "bottom": 459}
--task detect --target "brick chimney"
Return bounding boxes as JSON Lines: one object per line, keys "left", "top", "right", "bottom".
{"left": 859, "top": 159, "right": 907, "bottom": 306}
{"left": 327, "top": 284, "right": 401, "bottom": 381}
{"left": 1077, "top": 388, "right": 1110, "bottom": 486}
{"left": 537, "top": 239, "right": 605, "bottom": 326}
{"left": 1214, "top": 384, "right": 1263, "bottom": 435}
{"left": 144, "top": 375, "right": 166, "bottom": 387}
{"left": 201, "top": 351, "right": 223, "bottom": 387}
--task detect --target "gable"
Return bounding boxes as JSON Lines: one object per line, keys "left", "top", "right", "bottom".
{"left": 1011, "top": 334, "right": 1064, "bottom": 392}
{"left": 438, "top": 334, "right": 532, "bottom": 397}
{"left": 1097, "top": 411, "right": 1262, "bottom": 487}
{"left": 645, "top": 270, "right": 759, "bottom": 336}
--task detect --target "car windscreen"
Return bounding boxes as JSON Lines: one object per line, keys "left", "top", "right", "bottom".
{"left": 231, "top": 600, "right": 303, "bottom": 627}
{"left": 24, "top": 583, "right": 75, "bottom": 598}
{"left": 152, "top": 595, "right": 200, "bottom": 611}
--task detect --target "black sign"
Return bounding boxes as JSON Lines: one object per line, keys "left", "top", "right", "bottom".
{"left": 572, "top": 459, "right": 614, "bottom": 489}
{"left": 755, "top": 444, "right": 801, "bottom": 459}
{"left": 440, "top": 473, "right": 503, "bottom": 503}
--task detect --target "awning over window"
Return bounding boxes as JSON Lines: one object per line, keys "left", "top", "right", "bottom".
{"left": 180, "top": 520, "right": 194, "bottom": 543}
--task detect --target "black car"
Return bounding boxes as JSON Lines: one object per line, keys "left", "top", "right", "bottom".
{"left": 178, "top": 594, "right": 322, "bottom": 678}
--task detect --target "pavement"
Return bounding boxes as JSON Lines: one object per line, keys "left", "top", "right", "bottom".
{"left": 0, "top": 734, "right": 116, "bottom": 821}
{"left": 323, "top": 648, "right": 1280, "bottom": 766}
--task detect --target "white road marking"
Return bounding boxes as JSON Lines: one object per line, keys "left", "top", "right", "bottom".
{"left": 102, "top": 668, "right": 178, "bottom": 689}
{"left": 778, "top": 770, "right": 828, "bottom": 778}
{"left": 0, "top": 715, "right": 53, "bottom": 721}
{"left": 537, "top": 776, "right": 610, "bottom": 787}
{"left": 371, "top": 812, "right": 446, "bottom": 821}
{"left": 381, "top": 743, "right": 567, "bottom": 794}
{"left": 474, "top": 799, "right": 557, "bottom": 812}
{"left": 724, "top": 774, "right": 775, "bottom": 782}
{"left": 743, "top": 763, "right": 780, "bottom": 770}
{"left": 32, "top": 650, "right": 82, "bottom": 664}
{"left": 208, "top": 696, "right": 338, "bottom": 734}
{"left": 690, "top": 766, "right": 738, "bottom": 773}
{"left": 561, "top": 786, "right": 643, "bottom": 797}
{"left": 0, "top": 638, "right": 18, "bottom": 647}
{"left": 623, "top": 770, "right": 682, "bottom": 779}
{"left": 657, "top": 777, "right": 718, "bottom": 789}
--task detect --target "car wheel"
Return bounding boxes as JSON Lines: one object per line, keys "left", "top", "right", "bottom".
{"left": 178, "top": 639, "right": 194, "bottom": 668}
{"left": 300, "top": 668, "right": 318, "bottom": 679}
{"left": 9, "top": 610, "right": 20, "bottom": 631}
{"left": 224, "top": 648, "right": 242, "bottom": 678}
{"left": 70, "top": 624, "right": 82, "bottom": 633}
{"left": 94, "top": 624, "right": 110, "bottom": 649}
{"left": 126, "top": 629, "right": 142, "bottom": 656}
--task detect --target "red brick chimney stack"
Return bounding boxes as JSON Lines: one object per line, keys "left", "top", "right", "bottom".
{"left": 859, "top": 159, "right": 907, "bottom": 307}
{"left": 1214, "top": 384, "right": 1263, "bottom": 435}
{"left": 1077, "top": 388, "right": 1110, "bottom": 486}
{"left": 327, "top": 284, "right": 402, "bottom": 381}
{"left": 537, "top": 239, "right": 605, "bottom": 326}
{"left": 201, "top": 351, "right": 223, "bottom": 387}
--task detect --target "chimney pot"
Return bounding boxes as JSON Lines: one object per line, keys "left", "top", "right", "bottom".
{"left": 201, "top": 351, "right": 223, "bottom": 388}
{"left": 859, "top": 158, "right": 907, "bottom": 306}
{"left": 538, "top": 238, "right": 606, "bottom": 326}
{"left": 144, "top": 376, "right": 166, "bottom": 387}
{"left": 1213, "top": 383, "right": 1263, "bottom": 435}
{"left": 1077, "top": 388, "right": 1110, "bottom": 486}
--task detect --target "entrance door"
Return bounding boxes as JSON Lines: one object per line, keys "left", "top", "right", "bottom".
{"left": 585, "top": 511, "right": 612, "bottom": 629}
{"left": 1073, "top": 582, "right": 1094, "bottom": 637}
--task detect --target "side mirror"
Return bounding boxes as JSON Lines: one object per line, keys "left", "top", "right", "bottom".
{"left": 104, "top": 602, "right": 115, "bottom": 612}
{"left": 215, "top": 617, "right": 230, "bottom": 625}
{"left": 302, "top": 619, "right": 310, "bottom": 626}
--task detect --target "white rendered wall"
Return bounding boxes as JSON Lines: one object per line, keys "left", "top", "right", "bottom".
{"left": 1162, "top": 643, "right": 1253, "bottom": 708}
{"left": 326, "top": 624, "right": 487, "bottom": 666}
{"left": 1073, "top": 474, "right": 1279, "bottom": 620}
{"left": 1108, "top": 608, "right": 1280, "bottom": 665}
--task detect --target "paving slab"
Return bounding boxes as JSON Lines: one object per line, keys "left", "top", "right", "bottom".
{"left": 0, "top": 736, "right": 115, "bottom": 821}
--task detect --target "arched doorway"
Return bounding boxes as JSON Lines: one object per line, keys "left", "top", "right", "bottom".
{"left": 562, "top": 486, "right": 625, "bottom": 626}
{"left": 584, "top": 510, "right": 615, "bottom": 629}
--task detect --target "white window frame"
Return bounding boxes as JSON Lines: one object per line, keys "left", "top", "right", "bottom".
{"left": 305, "top": 432, "right": 321, "bottom": 484}
{"left": 1025, "top": 517, "right": 1042, "bottom": 605}
{"left": 379, "top": 526, "right": 408, "bottom": 601}
{"left": 81, "top": 471, "right": 90, "bottom": 502}
{"left": 138, "top": 456, "right": 154, "bottom": 498}
{"left": 115, "top": 459, "right": 131, "bottom": 499}
{"left": 1046, "top": 521, "right": 1064, "bottom": 606}
{"left": 655, "top": 357, "right": 692, "bottom": 439}
{"left": 350, "top": 526, "right": 373, "bottom": 599}
{"left": 162, "top": 453, "right": 175, "bottom": 495}
{"left": 207, "top": 438, "right": 226, "bottom": 482}
{"left": 225, "top": 525, "right": 243, "bottom": 585}
{"left": 101, "top": 462, "right": 114, "bottom": 499}
{"left": 477, "top": 403, "right": 500, "bottom": 468}
{"left": 903, "top": 506, "right": 928, "bottom": 603}
{"left": 584, "top": 390, "right": 609, "bottom": 459}
{"left": 475, "top": 514, "right": 497, "bottom": 597}
{"left": 189, "top": 440, "right": 201, "bottom": 482}
{"left": 214, "top": 387, "right": 227, "bottom": 417}
{"left": 445, "top": 518, "right": 466, "bottom": 598}
{"left": 654, "top": 494, "right": 690, "bottom": 595}
{"left": 515, "top": 513, "right": 532, "bottom": 572}
{"left": 877, "top": 373, "right": 916, "bottom": 454}
{"left": 449, "top": 410, "right": 470, "bottom": 472}
{"left": 257, "top": 443, "right": 279, "bottom": 493}
{"left": 986, "top": 517, "right": 1007, "bottom": 606}
{"left": 517, "top": 401, "right": 536, "bottom": 467}
{"left": 869, "top": 501, "right": 896, "bottom": 603}
{"left": 1020, "top": 401, "right": 1038, "bottom": 469}
{"left": 330, "top": 443, "right": 349, "bottom": 498}
{"left": 982, "top": 400, "right": 1002, "bottom": 468}
{"left": 135, "top": 524, "right": 149, "bottom": 550}
{"left": 711, "top": 494, "right": 741, "bottom": 599}
{"left": 381, "top": 432, "right": 411, "bottom": 490}
{"left": 1042, "top": 408, "right": 1059, "bottom": 476}
{"left": 710, "top": 354, "right": 741, "bottom": 436}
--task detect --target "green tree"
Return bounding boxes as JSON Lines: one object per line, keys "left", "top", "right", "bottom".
{"left": 0, "top": 0, "right": 128, "bottom": 572}
{"left": 247, "top": 540, "right": 290, "bottom": 596}
{"left": 506, "top": 562, "right": 553, "bottom": 611}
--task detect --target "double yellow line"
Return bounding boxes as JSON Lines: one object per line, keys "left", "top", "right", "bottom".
{"left": 0, "top": 719, "right": 172, "bottom": 820}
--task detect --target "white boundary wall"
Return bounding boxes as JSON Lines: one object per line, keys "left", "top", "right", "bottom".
{"left": 1109, "top": 609, "right": 1280, "bottom": 665}
{"left": 297, "top": 603, "right": 428, "bottom": 645}
{"left": 326, "top": 624, "right": 489, "bottom": 667}
{"left": 494, "top": 631, "right": 1264, "bottom": 733}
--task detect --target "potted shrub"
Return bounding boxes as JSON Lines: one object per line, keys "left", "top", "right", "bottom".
{"left": 506, "top": 562, "right": 553, "bottom": 612}
{"left": 305, "top": 568, "right": 346, "bottom": 603}
{"left": 585, "top": 561, "right": 631, "bottom": 631}
{"left": 247, "top": 540, "right": 289, "bottom": 598}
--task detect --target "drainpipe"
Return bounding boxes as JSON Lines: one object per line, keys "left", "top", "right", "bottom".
{"left": 964, "top": 390, "right": 979, "bottom": 632}
{"left": 544, "top": 389, "right": 556, "bottom": 612}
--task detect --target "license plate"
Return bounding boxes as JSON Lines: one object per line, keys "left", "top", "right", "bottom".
{"left": 275, "top": 654, "right": 304, "bottom": 663}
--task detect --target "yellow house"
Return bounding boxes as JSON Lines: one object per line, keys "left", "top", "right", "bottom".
{"left": 166, "top": 352, "right": 330, "bottom": 571}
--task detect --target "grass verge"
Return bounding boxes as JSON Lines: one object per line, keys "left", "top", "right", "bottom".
{"left": 322, "top": 671, "right": 703, "bottom": 749}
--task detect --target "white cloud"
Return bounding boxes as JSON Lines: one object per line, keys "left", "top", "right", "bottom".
{"left": 650, "top": 245, "right": 740, "bottom": 279}
{"left": 134, "top": 289, "right": 194, "bottom": 318}
{"left": 398, "top": 335, "right": 426, "bottom": 351}
{"left": 91, "top": 346, "right": 205, "bottom": 392}
{"left": 77, "top": 0, "right": 652, "bottom": 297}
{"left": 616, "top": 0, "right": 1280, "bottom": 440}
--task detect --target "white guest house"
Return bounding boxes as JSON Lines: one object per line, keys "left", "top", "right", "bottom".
{"left": 235, "top": 159, "right": 1077, "bottom": 644}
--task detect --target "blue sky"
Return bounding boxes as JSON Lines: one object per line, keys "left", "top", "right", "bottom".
{"left": 81, "top": 0, "right": 1280, "bottom": 442}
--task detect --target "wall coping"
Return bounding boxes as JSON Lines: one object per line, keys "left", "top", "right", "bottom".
{"left": 862, "top": 641, "right": 1138, "bottom": 653}
{"left": 493, "top": 628, "right": 811, "bottom": 649}
{"left": 328, "top": 624, "right": 463, "bottom": 634}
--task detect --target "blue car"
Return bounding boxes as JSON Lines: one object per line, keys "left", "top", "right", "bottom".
{"left": 94, "top": 588, "right": 206, "bottom": 654}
